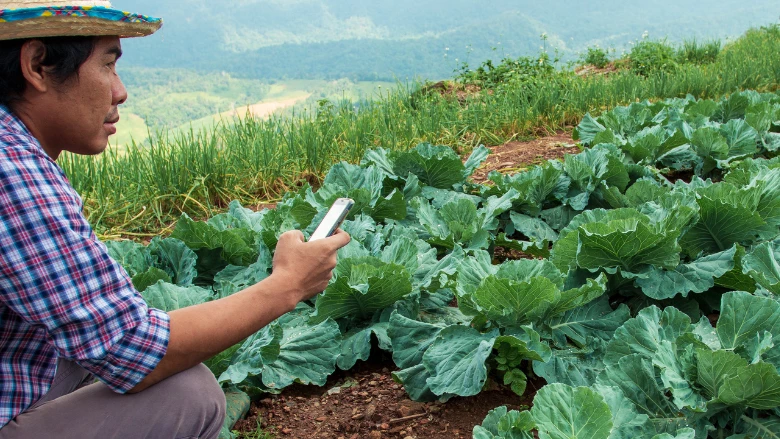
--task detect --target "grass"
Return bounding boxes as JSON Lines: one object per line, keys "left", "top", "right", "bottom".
{"left": 60, "top": 23, "right": 780, "bottom": 238}
{"left": 231, "top": 421, "right": 276, "bottom": 439}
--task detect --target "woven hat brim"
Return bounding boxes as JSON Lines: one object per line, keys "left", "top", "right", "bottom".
{"left": 0, "top": 6, "right": 162, "bottom": 41}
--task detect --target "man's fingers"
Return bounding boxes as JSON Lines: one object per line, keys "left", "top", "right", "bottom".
{"left": 280, "top": 229, "right": 306, "bottom": 243}
{"left": 326, "top": 229, "right": 351, "bottom": 249}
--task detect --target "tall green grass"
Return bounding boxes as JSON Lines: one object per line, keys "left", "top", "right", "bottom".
{"left": 60, "top": 24, "right": 780, "bottom": 237}
{"left": 676, "top": 39, "right": 721, "bottom": 65}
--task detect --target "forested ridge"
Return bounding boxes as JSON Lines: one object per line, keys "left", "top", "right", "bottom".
{"left": 114, "top": 0, "right": 779, "bottom": 81}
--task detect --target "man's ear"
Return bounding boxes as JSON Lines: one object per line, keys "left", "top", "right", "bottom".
{"left": 19, "top": 40, "right": 49, "bottom": 93}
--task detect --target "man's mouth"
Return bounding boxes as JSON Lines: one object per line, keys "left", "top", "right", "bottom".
{"left": 105, "top": 109, "right": 120, "bottom": 125}
{"left": 104, "top": 114, "right": 119, "bottom": 135}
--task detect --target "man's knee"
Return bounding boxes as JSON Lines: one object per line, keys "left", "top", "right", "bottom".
{"left": 162, "top": 364, "right": 226, "bottom": 437}
{"left": 178, "top": 364, "right": 226, "bottom": 406}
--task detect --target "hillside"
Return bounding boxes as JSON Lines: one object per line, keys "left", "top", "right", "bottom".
{"left": 113, "top": 0, "right": 778, "bottom": 80}
{"left": 59, "top": 18, "right": 780, "bottom": 439}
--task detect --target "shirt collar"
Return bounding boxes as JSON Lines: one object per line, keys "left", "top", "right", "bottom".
{"left": 0, "top": 104, "right": 52, "bottom": 160}
{"left": 0, "top": 104, "right": 31, "bottom": 137}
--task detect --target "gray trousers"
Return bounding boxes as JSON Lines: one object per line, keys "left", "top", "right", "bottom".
{"left": 0, "top": 359, "right": 226, "bottom": 439}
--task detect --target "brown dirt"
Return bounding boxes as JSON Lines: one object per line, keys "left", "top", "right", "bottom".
{"left": 492, "top": 246, "right": 538, "bottom": 263}
{"left": 235, "top": 353, "right": 541, "bottom": 439}
{"left": 416, "top": 81, "right": 490, "bottom": 104}
{"left": 573, "top": 60, "right": 627, "bottom": 78}
{"left": 468, "top": 131, "right": 578, "bottom": 184}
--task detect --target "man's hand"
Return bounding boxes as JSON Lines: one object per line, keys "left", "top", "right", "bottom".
{"left": 271, "top": 228, "right": 351, "bottom": 304}
{"left": 130, "top": 228, "right": 350, "bottom": 393}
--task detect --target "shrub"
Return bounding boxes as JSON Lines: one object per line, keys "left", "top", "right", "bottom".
{"left": 455, "top": 54, "right": 556, "bottom": 88}
{"left": 628, "top": 39, "right": 678, "bottom": 76}
{"left": 582, "top": 46, "right": 610, "bottom": 69}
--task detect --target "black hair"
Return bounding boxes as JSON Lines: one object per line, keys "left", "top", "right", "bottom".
{"left": 0, "top": 36, "right": 96, "bottom": 106}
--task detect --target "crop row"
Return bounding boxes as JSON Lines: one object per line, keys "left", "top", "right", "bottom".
{"left": 105, "top": 90, "right": 780, "bottom": 438}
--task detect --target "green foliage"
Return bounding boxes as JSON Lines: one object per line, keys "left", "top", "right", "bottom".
{"left": 455, "top": 53, "right": 557, "bottom": 89}
{"left": 475, "top": 385, "right": 614, "bottom": 439}
{"left": 628, "top": 38, "right": 679, "bottom": 76}
{"left": 231, "top": 420, "right": 276, "bottom": 439}
{"left": 100, "top": 93, "right": 780, "bottom": 437}
{"left": 742, "top": 238, "right": 780, "bottom": 295}
{"left": 581, "top": 46, "right": 610, "bottom": 69}
{"left": 676, "top": 39, "right": 721, "bottom": 65}
{"left": 503, "top": 291, "right": 780, "bottom": 438}
{"left": 217, "top": 306, "right": 342, "bottom": 392}
{"left": 494, "top": 339, "right": 530, "bottom": 396}
{"left": 309, "top": 258, "right": 412, "bottom": 323}
{"left": 119, "top": 67, "right": 271, "bottom": 130}
{"left": 473, "top": 406, "right": 535, "bottom": 439}
{"left": 142, "top": 281, "right": 212, "bottom": 311}
{"left": 575, "top": 91, "right": 780, "bottom": 178}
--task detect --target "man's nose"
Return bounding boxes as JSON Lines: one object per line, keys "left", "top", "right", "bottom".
{"left": 113, "top": 75, "right": 128, "bottom": 106}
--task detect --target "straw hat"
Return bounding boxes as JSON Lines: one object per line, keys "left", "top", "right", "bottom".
{"left": 0, "top": 1, "right": 162, "bottom": 41}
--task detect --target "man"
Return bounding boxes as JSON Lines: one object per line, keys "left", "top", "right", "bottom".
{"left": 0, "top": 1, "right": 350, "bottom": 438}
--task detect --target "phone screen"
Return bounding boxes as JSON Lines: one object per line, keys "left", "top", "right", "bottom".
{"left": 309, "top": 199, "right": 353, "bottom": 241}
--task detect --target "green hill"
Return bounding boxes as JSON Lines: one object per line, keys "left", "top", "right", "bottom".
{"left": 114, "top": 0, "right": 779, "bottom": 80}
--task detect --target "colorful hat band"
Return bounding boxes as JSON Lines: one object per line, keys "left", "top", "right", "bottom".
{"left": 0, "top": 5, "right": 161, "bottom": 40}
{"left": 0, "top": 6, "right": 160, "bottom": 25}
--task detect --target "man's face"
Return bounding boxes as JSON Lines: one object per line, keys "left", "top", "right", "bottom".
{"left": 37, "top": 37, "right": 127, "bottom": 158}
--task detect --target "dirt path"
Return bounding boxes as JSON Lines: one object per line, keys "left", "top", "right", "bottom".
{"left": 223, "top": 95, "right": 312, "bottom": 120}
{"left": 233, "top": 132, "right": 578, "bottom": 439}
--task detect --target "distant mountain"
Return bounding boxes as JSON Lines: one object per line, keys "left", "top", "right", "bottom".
{"left": 114, "top": 0, "right": 779, "bottom": 80}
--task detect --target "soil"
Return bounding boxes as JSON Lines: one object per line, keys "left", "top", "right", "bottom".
{"left": 573, "top": 60, "right": 626, "bottom": 78}
{"left": 467, "top": 131, "right": 577, "bottom": 184}
{"left": 416, "top": 81, "right": 489, "bottom": 104}
{"left": 492, "top": 246, "right": 539, "bottom": 263}
{"left": 235, "top": 352, "right": 541, "bottom": 439}
{"left": 232, "top": 132, "right": 577, "bottom": 438}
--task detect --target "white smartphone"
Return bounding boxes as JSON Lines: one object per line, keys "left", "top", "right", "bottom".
{"left": 308, "top": 198, "right": 354, "bottom": 241}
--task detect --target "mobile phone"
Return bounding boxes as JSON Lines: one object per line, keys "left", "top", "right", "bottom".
{"left": 308, "top": 198, "right": 354, "bottom": 241}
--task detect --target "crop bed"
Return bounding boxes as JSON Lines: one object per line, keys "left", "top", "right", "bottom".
{"left": 234, "top": 353, "right": 539, "bottom": 439}
{"left": 107, "top": 91, "right": 780, "bottom": 438}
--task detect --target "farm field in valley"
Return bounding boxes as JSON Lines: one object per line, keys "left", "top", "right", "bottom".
{"left": 112, "top": 79, "right": 395, "bottom": 149}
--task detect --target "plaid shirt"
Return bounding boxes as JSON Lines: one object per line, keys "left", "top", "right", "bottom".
{"left": 0, "top": 105, "right": 170, "bottom": 428}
